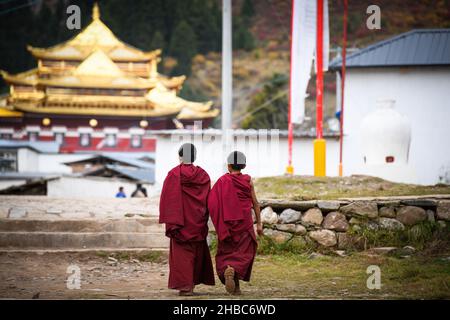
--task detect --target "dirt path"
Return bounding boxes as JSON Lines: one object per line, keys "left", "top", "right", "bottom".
{"left": 0, "top": 251, "right": 231, "bottom": 299}
{"left": 1, "top": 251, "right": 449, "bottom": 299}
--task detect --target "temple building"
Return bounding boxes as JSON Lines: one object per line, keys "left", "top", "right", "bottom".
{"left": 0, "top": 4, "right": 218, "bottom": 153}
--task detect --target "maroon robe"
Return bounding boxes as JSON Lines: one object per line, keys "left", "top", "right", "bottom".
{"left": 159, "top": 164, "right": 215, "bottom": 290}
{"left": 208, "top": 173, "right": 257, "bottom": 283}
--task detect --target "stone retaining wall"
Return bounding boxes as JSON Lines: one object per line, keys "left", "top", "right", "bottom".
{"left": 259, "top": 196, "right": 450, "bottom": 250}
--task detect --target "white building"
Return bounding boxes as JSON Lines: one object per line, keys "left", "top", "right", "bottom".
{"left": 2, "top": 29, "right": 449, "bottom": 189}
{"left": 0, "top": 140, "right": 88, "bottom": 173}
{"left": 151, "top": 129, "right": 340, "bottom": 185}
{"left": 152, "top": 31, "right": 450, "bottom": 186}
{"left": 0, "top": 140, "right": 155, "bottom": 196}
{"left": 330, "top": 29, "right": 450, "bottom": 185}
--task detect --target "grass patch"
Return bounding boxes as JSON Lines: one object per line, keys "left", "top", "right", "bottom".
{"left": 209, "top": 231, "right": 319, "bottom": 256}
{"left": 348, "top": 221, "right": 449, "bottom": 250}
{"left": 257, "top": 235, "right": 317, "bottom": 255}
{"left": 254, "top": 175, "right": 450, "bottom": 200}
{"left": 246, "top": 251, "right": 450, "bottom": 299}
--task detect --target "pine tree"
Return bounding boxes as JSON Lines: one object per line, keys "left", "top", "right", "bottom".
{"left": 151, "top": 31, "right": 166, "bottom": 51}
{"left": 241, "top": 0, "right": 255, "bottom": 18}
{"left": 187, "top": 0, "right": 220, "bottom": 53}
{"left": 169, "top": 20, "right": 198, "bottom": 76}
{"left": 233, "top": 18, "right": 255, "bottom": 51}
{"left": 241, "top": 74, "right": 288, "bottom": 129}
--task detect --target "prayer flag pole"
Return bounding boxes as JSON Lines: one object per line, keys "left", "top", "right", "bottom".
{"left": 286, "top": 0, "right": 295, "bottom": 175}
{"left": 338, "top": 0, "right": 348, "bottom": 177}
{"left": 314, "top": 0, "right": 326, "bottom": 176}
{"left": 222, "top": 0, "right": 232, "bottom": 165}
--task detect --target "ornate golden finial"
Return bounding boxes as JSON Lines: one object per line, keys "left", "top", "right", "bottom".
{"left": 92, "top": 2, "right": 100, "bottom": 20}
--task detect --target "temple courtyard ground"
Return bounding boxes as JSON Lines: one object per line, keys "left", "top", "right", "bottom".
{"left": 1, "top": 175, "right": 449, "bottom": 299}
{"left": 1, "top": 248, "right": 449, "bottom": 299}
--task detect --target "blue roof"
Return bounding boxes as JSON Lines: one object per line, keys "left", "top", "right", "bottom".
{"left": 64, "top": 153, "right": 154, "bottom": 169}
{"left": 100, "top": 154, "right": 154, "bottom": 169}
{"left": 0, "top": 139, "right": 60, "bottom": 153}
{"left": 105, "top": 164, "right": 154, "bottom": 184}
{"left": 329, "top": 29, "right": 450, "bottom": 70}
{"left": 0, "top": 172, "right": 60, "bottom": 180}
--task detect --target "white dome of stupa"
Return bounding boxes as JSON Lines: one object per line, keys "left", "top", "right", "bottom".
{"left": 360, "top": 99, "right": 411, "bottom": 165}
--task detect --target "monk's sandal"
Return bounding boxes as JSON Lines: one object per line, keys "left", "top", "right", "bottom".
{"left": 224, "top": 266, "right": 236, "bottom": 294}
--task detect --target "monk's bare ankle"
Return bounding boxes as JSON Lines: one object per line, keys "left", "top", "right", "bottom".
{"left": 224, "top": 266, "right": 236, "bottom": 294}
{"left": 179, "top": 288, "right": 194, "bottom": 296}
{"left": 233, "top": 278, "right": 241, "bottom": 295}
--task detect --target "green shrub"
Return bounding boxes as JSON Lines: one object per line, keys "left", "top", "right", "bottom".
{"left": 257, "top": 235, "right": 317, "bottom": 255}
{"left": 349, "top": 221, "right": 444, "bottom": 250}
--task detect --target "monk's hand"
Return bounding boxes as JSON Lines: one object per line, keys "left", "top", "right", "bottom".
{"left": 256, "top": 222, "right": 263, "bottom": 236}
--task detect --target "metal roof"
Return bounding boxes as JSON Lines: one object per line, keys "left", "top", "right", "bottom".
{"left": 148, "top": 129, "right": 340, "bottom": 138}
{"left": 0, "top": 172, "right": 60, "bottom": 180}
{"left": 329, "top": 29, "right": 450, "bottom": 70}
{"left": 105, "top": 164, "right": 154, "bottom": 184}
{"left": 0, "top": 139, "right": 60, "bottom": 153}
{"left": 63, "top": 153, "right": 154, "bottom": 169}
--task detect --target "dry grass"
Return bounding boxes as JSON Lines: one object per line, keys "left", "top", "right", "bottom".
{"left": 254, "top": 175, "right": 450, "bottom": 200}
{"left": 240, "top": 252, "right": 450, "bottom": 299}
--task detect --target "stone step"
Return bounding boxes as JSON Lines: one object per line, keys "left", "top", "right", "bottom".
{"left": 0, "top": 218, "right": 164, "bottom": 233}
{"left": 0, "top": 232, "right": 169, "bottom": 249}
{"left": 0, "top": 248, "right": 169, "bottom": 253}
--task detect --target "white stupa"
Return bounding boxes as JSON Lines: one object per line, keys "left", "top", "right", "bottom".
{"left": 358, "top": 99, "right": 417, "bottom": 183}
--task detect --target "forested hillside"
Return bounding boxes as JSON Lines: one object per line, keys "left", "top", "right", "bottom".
{"left": 1, "top": 0, "right": 449, "bottom": 129}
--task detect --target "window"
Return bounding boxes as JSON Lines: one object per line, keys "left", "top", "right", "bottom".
{"left": 28, "top": 132, "right": 38, "bottom": 142}
{"left": 386, "top": 156, "right": 395, "bottom": 163}
{"left": 130, "top": 135, "right": 142, "bottom": 148}
{"left": 0, "top": 149, "right": 17, "bottom": 172}
{"left": 54, "top": 132, "right": 65, "bottom": 145}
{"left": 105, "top": 134, "right": 117, "bottom": 147}
{"left": 0, "top": 133, "right": 12, "bottom": 140}
{"left": 79, "top": 133, "right": 91, "bottom": 147}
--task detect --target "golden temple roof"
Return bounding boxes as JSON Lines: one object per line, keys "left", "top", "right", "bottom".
{"left": 176, "top": 107, "right": 219, "bottom": 120}
{"left": 74, "top": 50, "right": 123, "bottom": 77}
{"left": 0, "top": 106, "right": 23, "bottom": 117}
{"left": 0, "top": 69, "right": 39, "bottom": 86}
{"left": 12, "top": 101, "right": 180, "bottom": 118}
{"left": 0, "top": 3, "right": 219, "bottom": 121}
{"left": 147, "top": 84, "right": 218, "bottom": 120}
{"left": 157, "top": 75, "right": 186, "bottom": 89}
{"left": 27, "top": 3, "right": 161, "bottom": 62}
{"left": 39, "top": 50, "right": 156, "bottom": 89}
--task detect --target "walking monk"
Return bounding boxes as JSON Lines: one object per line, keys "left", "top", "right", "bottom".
{"left": 208, "top": 151, "right": 263, "bottom": 295}
{"left": 159, "top": 143, "right": 215, "bottom": 296}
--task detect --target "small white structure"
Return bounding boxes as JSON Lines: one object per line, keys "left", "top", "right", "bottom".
{"left": 359, "top": 99, "right": 416, "bottom": 183}
{"left": 330, "top": 29, "right": 450, "bottom": 185}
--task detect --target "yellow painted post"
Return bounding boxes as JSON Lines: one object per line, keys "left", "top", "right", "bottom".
{"left": 286, "top": 165, "right": 294, "bottom": 175}
{"left": 314, "top": 139, "right": 326, "bottom": 176}
{"left": 338, "top": 162, "right": 343, "bottom": 177}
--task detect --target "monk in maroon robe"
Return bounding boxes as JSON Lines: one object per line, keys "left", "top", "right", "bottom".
{"left": 208, "top": 151, "right": 263, "bottom": 295}
{"left": 159, "top": 143, "right": 215, "bottom": 296}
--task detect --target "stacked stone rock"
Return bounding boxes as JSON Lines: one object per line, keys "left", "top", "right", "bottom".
{"left": 260, "top": 198, "right": 450, "bottom": 249}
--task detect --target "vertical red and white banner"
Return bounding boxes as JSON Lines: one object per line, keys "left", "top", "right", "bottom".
{"left": 322, "top": 0, "right": 330, "bottom": 72}
{"left": 290, "top": 0, "right": 316, "bottom": 125}
{"left": 290, "top": 0, "right": 329, "bottom": 125}
{"left": 288, "top": 0, "right": 329, "bottom": 173}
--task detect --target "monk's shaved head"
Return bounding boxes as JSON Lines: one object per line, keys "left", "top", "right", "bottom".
{"left": 178, "top": 143, "right": 197, "bottom": 163}
{"left": 227, "top": 151, "right": 246, "bottom": 170}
